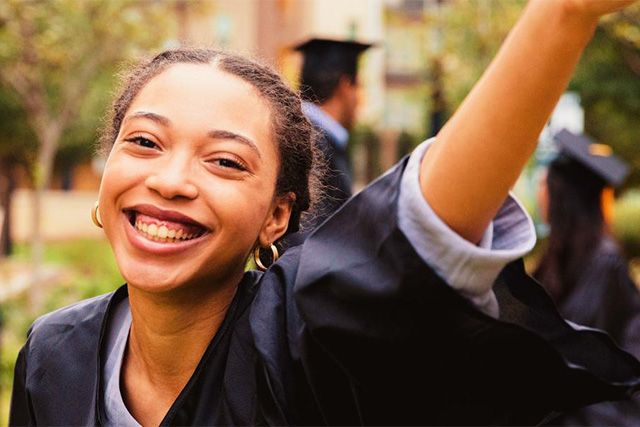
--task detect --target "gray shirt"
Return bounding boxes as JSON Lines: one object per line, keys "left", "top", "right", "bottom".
{"left": 101, "top": 298, "right": 138, "bottom": 426}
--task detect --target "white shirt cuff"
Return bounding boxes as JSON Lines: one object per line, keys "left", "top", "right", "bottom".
{"left": 397, "top": 138, "right": 537, "bottom": 318}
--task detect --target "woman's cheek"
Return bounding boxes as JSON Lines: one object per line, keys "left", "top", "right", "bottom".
{"left": 98, "top": 158, "right": 145, "bottom": 236}
{"left": 215, "top": 185, "right": 274, "bottom": 240}
{"left": 220, "top": 185, "right": 268, "bottom": 224}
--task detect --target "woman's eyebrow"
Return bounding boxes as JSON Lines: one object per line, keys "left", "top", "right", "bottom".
{"left": 122, "top": 112, "right": 261, "bottom": 159}
{"left": 207, "top": 130, "right": 261, "bottom": 159}
{"left": 123, "top": 111, "right": 171, "bottom": 127}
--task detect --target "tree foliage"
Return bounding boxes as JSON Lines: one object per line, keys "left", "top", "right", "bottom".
{"left": 0, "top": 0, "right": 176, "bottom": 307}
{"left": 571, "top": 4, "right": 640, "bottom": 189}
{"left": 438, "top": 0, "right": 525, "bottom": 111}
{"left": 0, "top": 86, "right": 35, "bottom": 169}
{"left": 0, "top": 0, "right": 174, "bottom": 185}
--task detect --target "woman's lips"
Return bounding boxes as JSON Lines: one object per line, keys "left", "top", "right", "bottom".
{"left": 134, "top": 213, "right": 205, "bottom": 243}
{"left": 122, "top": 208, "right": 210, "bottom": 254}
{"left": 125, "top": 204, "right": 210, "bottom": 230}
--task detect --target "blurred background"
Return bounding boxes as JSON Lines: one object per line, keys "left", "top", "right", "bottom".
{"left": 0, "top": 0, "right": 640, "bottom": 422}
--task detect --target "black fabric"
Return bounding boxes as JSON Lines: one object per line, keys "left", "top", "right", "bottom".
{"left": 283, "top": 117, "right": 352, "bottom": 248}
{"left": 543, "top": 237, "right": 640, "bottom": 426}
{"left": 313, "top": 127, "right": 352, "bottom": 220}
{"left": 10, "top": 158, "right": 640, "bottom": 426}
{"left": 9, "top": 293, "right": 112, "bottom": 426}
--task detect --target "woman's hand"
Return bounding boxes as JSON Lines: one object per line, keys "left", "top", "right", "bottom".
{"left": 420, "top": 0, "right": 637, "bottom": 244}
{"left": 563, "top": 0, "right": 636, "bottom": 18}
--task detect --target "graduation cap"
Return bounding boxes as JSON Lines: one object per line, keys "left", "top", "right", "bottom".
{"left": 294, "top": 38, "right": 373, "bottom": 65}
{"left": 553, "top": 129, "right": 629, "bottom": 187}
{"left": 294, "top": 38, "right": 374, "bottom": 102}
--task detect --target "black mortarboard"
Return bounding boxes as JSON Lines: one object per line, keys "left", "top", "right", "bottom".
{"left": 553, "top": 129, "right": 629, "bottom": 187}
{"left": 294, "top": 38, "right": 373, "bottom": 60}
{"left": 294, "top": 38, "right": 374, "bottom": 102}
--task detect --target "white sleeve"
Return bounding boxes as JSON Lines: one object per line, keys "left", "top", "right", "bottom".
{"left": 397, "top": 138, "right": 537, "bottom": 318}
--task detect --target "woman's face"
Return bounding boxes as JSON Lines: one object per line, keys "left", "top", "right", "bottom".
{"left": 99, "top": 63, "right": 292, "bottom": 293}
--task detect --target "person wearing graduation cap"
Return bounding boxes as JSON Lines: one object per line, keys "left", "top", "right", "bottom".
{"left": 535, "top": 129, "right": 640, "bottom": 426}
{"left": 290, "top": 38, "right": 372, "bottom": 237}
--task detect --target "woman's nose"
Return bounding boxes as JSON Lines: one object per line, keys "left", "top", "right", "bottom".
{"left": 145, "top": 153, "right": 198, "bottom": 200}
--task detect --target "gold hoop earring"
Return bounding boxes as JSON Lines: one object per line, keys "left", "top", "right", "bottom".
{"left": 254, "top": 243, "right": 279, "bottom": 271}
{"left": 91, "top": 201, "right": 103, "bottom": 229}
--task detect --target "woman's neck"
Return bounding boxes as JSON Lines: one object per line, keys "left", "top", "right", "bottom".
{"left": 121, "top": 274, "right": 241, "bottom": 426}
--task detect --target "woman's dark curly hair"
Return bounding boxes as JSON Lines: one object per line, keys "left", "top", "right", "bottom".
{"left": 99, "top": 48, "right": 321, "bottom": 238}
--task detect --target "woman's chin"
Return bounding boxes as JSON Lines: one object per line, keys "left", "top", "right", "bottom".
{"left": 121, "top": 265, "right": 192, "bottom": 295}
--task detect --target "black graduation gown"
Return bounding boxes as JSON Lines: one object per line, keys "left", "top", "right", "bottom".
{"left": 546, "top": 237, "right": 640, "bottom": 425}
{"left": 10, "top": 157, "right": 640, "bottom": 426}
{"left": 283, "top": 118, "right": 352, "bottom": 248}
{"left": 313, "top": 123, "right": 352, "bottom": 221}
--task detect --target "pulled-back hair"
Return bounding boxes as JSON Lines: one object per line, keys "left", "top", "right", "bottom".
{"left": 99, "top": 48, "right": 322, "bottom": 237}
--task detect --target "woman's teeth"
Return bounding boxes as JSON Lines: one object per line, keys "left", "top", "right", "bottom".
{"left": 135, "top": 219, "right": 199, "bottom": 243}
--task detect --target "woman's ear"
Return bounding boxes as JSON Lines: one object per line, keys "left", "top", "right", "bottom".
{"left": 259, "top": 192, "right": 296, "bottom": 246}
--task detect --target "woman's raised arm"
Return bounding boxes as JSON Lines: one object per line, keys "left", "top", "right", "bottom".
{"left": 420, "top": 0, "right": 635, "bottom": 243}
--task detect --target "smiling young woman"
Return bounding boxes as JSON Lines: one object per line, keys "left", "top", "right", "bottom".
{"left": 9, "top": 1, "right": 640, "bottom": 426}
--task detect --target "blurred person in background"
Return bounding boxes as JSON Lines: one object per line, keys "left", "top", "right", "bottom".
{"left": 290, "top": 39, "right": 372, "bottom": 237}
{"left": 535, "top": 129, "right": 640, "bottom": 425}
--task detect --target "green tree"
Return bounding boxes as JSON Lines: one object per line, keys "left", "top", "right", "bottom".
{"left": 438, "top": 0, "right": 525, "bottom": 110}
{"left": 0, "top": 0, "right": 173, "bottom": 310}
{"left": 571, "top": 5, "right": 640, "bottom": 189}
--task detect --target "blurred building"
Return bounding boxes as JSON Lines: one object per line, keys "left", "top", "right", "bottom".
{"left": 13, "top": 0, "right": 456, "bottom": 243}
{"left": 179, "top": 0, "right": 386, "bottom": 123}
{"left": 383, "top": 0, "right": 446, "bottom": 138}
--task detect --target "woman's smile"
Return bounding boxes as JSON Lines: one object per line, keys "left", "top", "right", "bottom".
{"left": 122, "top": 204, "right": 211, "bottom": 255}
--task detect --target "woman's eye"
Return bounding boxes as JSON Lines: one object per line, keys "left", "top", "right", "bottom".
{"left": 125, "top": 136, "right": 157, "bottom": 149}
{"left": 212, "top": 158, "right": 247, "bottom": 171}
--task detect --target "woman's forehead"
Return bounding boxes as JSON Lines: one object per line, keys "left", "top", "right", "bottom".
{"left": 141, "top": 63, "right": 262, "bottom": 100}
{"left": 126, "top": 63, "right": 273, "bottom": 146}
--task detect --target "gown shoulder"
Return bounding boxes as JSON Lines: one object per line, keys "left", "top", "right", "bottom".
{"left": 255, "top": 156, "right": 640, "bottom": 425}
